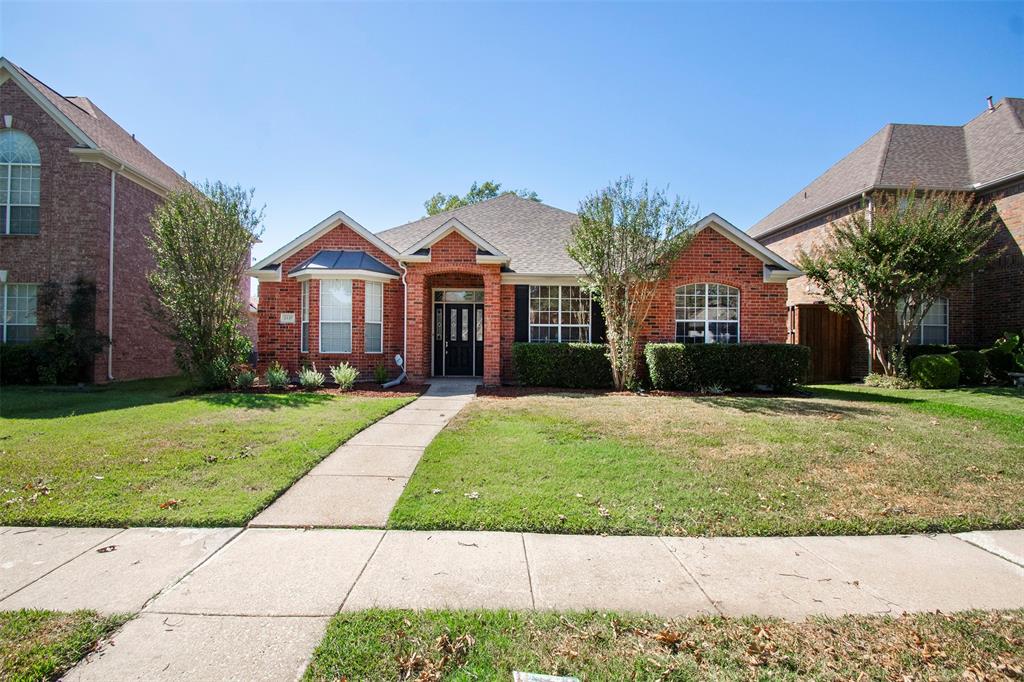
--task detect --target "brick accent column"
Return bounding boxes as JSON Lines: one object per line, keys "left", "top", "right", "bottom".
{"left": 405, "top": 271, "right": 427, "bottom": 382}
{"left": 483, "top": 271, "right": 502, "bottom": 386}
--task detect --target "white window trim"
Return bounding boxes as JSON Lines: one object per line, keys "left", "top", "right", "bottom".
{"left": 528, "top": 285, "right": 592, "bottom": 343}
{"left": 674, "top": 283, "right": 741, "bottom": 344}
{"left": 319, "top": 279, "right": 352, "bottom": 354}
{"left": 0, "top": 131, "right": 41, "bottom": 236}
{"left": 299, "top": 281, "right": 309, "bottom": 353}
{"left": 364, "top": 280, "right": 383, "bottom": 354}
{"left": 2, "top": 282, "right": 38, "bottom": 343}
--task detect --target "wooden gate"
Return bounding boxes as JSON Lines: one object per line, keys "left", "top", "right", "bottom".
{"left": 792, "top": 304, "right": 850, "bottom": 383}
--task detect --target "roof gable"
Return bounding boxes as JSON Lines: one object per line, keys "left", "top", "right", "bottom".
{"left": 401, "top": 217, "right": 509, "bottom": 262}
{"left": 693, "top": 213, "right": 800, "bottom": 280}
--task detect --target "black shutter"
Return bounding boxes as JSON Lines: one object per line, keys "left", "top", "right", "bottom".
{"left": 514, "top": 285, "right": 530, "bottom": 342}
{"left": 591, "top": 297, "right": 606, "bottom": 343}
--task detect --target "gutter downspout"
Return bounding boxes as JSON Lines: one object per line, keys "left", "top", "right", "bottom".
{"left": 107, "top": 168, "right": 119, "bottom": 381}
{"left": 382, "top": 261, "right": 408, "bottom": 388}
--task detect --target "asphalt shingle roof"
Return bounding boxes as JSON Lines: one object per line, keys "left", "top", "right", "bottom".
{"left": 9, "top": 60, "right": 186, "bottom": 192}
{"left": 376, "top": 193, "right": 583, "bottom": 275}
{"left": 749, "top": 98, "right": 1024, "bottom": 239}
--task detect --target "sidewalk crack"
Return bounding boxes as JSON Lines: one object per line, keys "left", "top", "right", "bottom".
{"left": 658, "top": 537, "right": 722, "bottom": 616}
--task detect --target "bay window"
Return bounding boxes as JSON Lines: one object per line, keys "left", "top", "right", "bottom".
{"left": 675, "top": 283, "right": 740, "bottom": 344}
{"left": 529, "top": 285, "right": 590, "bottom": 342}
{"left": 319, "top": 280, "right": 352, "bottom": 353}
{"left": 299, "top": 281, "right": 309, "bottom": 352}
{"left": 364, "top": 281, "right": 383, "bottom": 353}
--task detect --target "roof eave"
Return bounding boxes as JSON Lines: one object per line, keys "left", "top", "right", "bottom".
{"left": 70, "top": 147, "right": 173, "bottom": 197}
{"left": 288, "top": 268, "right": 399, "bottom": 282}
{"left": 250, "top": 211, "right": 400, "bottom": 272}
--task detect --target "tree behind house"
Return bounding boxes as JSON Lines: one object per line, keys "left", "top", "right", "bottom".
{"left": 147, "top": 181, "right": 263, "bottom": 388}
{"left": 569, "top": 177, "right": 698, "bottom": 390}
{"left": 796, "top": 189, "right": 999, "bottom": 376}
{"left": 424, "top": 180, "right": 540, "bottom": 216}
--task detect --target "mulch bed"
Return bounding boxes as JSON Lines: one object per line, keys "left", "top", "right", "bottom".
{"left": 228, "top": 383, "right": 427, "bottom": 398}
{"left": 476, "top": 385, "right": 808, "bottom": 399}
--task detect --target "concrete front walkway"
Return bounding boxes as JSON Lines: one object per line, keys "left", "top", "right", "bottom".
{"left": 249, "top": 378, "right": 478, "bottom": 528}
{"left": 1, "top": 526, "right": 1022, "bottom": 680}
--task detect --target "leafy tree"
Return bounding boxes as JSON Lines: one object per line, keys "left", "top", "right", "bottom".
{"left": 568, "top": 177, "right": 698, "bottom": 390}
{"left": 424, "top": 180, "right": 540, "bottom": 216}
{"left": 796, "top": 188, "right": 999, "bottom": 376}
{"left": 147, "top": 181, "right": 263, "bottom": 388}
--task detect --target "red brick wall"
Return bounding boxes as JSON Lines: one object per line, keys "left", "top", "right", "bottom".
{"left": 977, "top": 183, "right": 1024, "bottom": 344}
{"left": 640, "top": 227, "right": 789, "bottom": 344}
{"left": 0, "top": 79, "right": 176, "bottom": 383}
{"left": 256, "top": 223, "right": 405, "bottom": 381}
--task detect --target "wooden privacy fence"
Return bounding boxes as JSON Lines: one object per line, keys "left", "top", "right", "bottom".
{"left": 789, "top": 304, "right": 850, "bottom": 383}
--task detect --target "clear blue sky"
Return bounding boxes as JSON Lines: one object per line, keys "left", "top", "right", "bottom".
{"left": 3, "top": 2, "right": 1022, "bottom": 262}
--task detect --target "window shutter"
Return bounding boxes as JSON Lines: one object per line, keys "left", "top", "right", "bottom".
{"left": 590, "top": 297, "right": 606, "bottom": 343}
{"left": 514, "top": 285, "right": 529, "bottom": 342}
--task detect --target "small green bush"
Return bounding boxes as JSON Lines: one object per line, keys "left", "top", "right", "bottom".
{"left": 0, "top": 342, "right": 40, "bottom": 384}
{"left": 909, "top": 354, "right": 960, "bottom": 389}
{"left": 331, "top": 362, "right": 359, "bottom": 391}
{"left": 373, "top": 364, "right": 388, "bottom": 384}
{"left": 232, "top": 367, "right": 256, "bottom": 389}
{"left": 903, "top": 344, "right": 961, "bottom": 363}
{"left": 298, "top": 364, "right": 326, "bottom": 389}
{"left": 951, "top": 350, "right": 986, "bottom": 385}
{"left": 863, "top": 373, "right": 918, "bottom": 389}
{"left": 264, "top": 361, "right": 289, "bottom": 389}
{"left": 645, "top": 343, "right": 810, "bottom": 393}
{"left": 511, "top": 343, "right": 613, "bottom": 389}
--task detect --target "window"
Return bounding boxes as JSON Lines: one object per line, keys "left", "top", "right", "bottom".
{"left": 675, "top": 283, "right": 740, "bottom": 344}
{"left": 2, "top": 283, "right": 38, "bottom": 343}
{"left": 299, "top": 281, "right": 309, "bottom": 352}
{"left": 319, "top": 280, "right": 352, "bottom": 353}
{"left": 0, "top": 130, "right": 41, "bottom": 235}
{"left": 528, "top": 285, "right": 591, "bottom": 342}
{"left": 909, "top": 298, "right": 948, "bottom": 345}
{"left": 364, "top": 281, "right": 383, "bottom": 353}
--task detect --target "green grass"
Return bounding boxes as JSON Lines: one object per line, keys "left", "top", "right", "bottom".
{"left": 0, "top": 609, "right": 130, "bottom": 681}
{"left": 0, "top": 378, "right": 413, "bottom": 526}
{"left": 389, "top": 385, "right": 1024, "bottom": 536}
{"left": 305, "top": 609, "right": 1024, "bottom": 681}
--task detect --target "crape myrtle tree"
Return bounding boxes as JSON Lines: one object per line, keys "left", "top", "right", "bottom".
{"left": 569, "top": 177, "right": 698, "bottom": 390}
{"left": 797, "top": 188, "right": 999, "bottom": 376}
{"left": 147, "top": 181, "right": 263, "bottom": 388}
{"left": 424, "top": 180, "right": 540, "bottom": 216}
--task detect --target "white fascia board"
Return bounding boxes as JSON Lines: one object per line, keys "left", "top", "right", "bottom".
{"left": 0, "top": 59, "right": 96, "bottom": 149}
{"left": 476, "top": 254, "right": 510, "bottom": 265}
{"left": 695, "top": 213, "right": 801, "bottom": 275}
{"left": 247, "top": 266, "right": 282, "bottom": 282}
{"left": 250, "top": 210, "right": 400, "bottom": 272}
{"left": 500, "top": 273, "right": 585, "bottom": 285}
{"left": 401, "top": 217, "right": 509, "bottom": 260}
{"left": 70, "top": 148, "right": 171, "bottom": 197}
{"left": 288, "top": 268, "right": 399, "bottom": 282}
{"left": 398, "top": 254, "right": 431, "bottom": 263}
{"left": 763, "top": 265, "right": 803, "bottom": 283}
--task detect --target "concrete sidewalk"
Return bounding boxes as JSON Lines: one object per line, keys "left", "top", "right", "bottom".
{"left": 248, "top": 378, "right": 478, "bottom": 528}
{"left": 2, "top": 526, "right": 1022, "bottom": 680}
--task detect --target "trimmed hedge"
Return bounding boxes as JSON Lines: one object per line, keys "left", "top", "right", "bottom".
{"left": 951, "top": 350, "right": 986, "bottom": 385}
{"left": 645, "top": 343, "right": 811, "bottom": 393}
{"left": 909, "top": 354, "right": 960, "bottom": 389}
{"left": 511, "top": 342, "right": 613, "bottom": 389}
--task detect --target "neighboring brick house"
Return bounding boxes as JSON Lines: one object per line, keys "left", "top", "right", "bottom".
{"left": 249, "top": 193, "right": 800, "bottom": 386}
{"left": 749, "top": 97, "right": 1024, "bottom": 378}
{"left": 0, "top": 58, "right": 201, "bottom": 382}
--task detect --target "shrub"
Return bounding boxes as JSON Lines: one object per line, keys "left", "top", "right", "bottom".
{"left": 232, "top": 367, "right": 257, "bottom": 389}
{"left": 909, "top": 354, "right": 960, "bottom": 389}
{"left": 373, "top": 364, "right": 388, "bottom": 384}
{"left": 645, "top": 343, "right": 811, "bottom": 393}
{"left": 982, "top": 332, "right": 1024, "bottom": 382}
{"left": 0, "top": 342, "right": 40, "bottom": 384}
{"left": 863, "top": 373, "right": 918, "bottom": 389}
{"left": 511, "top": 343, "right": 613, "bottom": 389}
{"left": 331, "top": 363, "right": 359, "bottom": 391}
{"left": 264, "top": 361, "right": 289, "bottom": 389}
{"left": 951, "top": 350, "right": 986, "bottom": 385}
{"left": 298, "top": 364, "right": 326, "bottom": 389}
{"left": 903, "top": 344, "right": 961, "bottom": 363}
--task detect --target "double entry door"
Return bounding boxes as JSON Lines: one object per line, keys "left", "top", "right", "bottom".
{"left": 432, "top": 292, "right": 484, "bottom": 377}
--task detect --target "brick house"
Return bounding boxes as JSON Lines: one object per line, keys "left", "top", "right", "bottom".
{"left": 749, "top": 97, "right": 1024, "bottom": 378}
{"left": 0, "top": 57, "right": 198, "bottom": 382}
{"left": 249, "top": 194, "right": 800, "bottom": 386}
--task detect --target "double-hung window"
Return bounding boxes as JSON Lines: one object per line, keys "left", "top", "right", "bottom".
{"left": 364, "top": 281, "right": 383, "bottom": 353}
{"left": 299, "top": 281, "right": 309, "bottom": 352}
{"left": 528, "top": 285, "right": 591, "bottom": 342}
{"left": 2, "top": 283, "right": 38, "bottom": 343}
{"left": 908, "top": 297, "right": 949, "bottom": 345}
{"left": 319, "top": 280, "right": 352, "bottom": 353}
{"left": 0, "top": 130, "right": 41, "bottom": 235}
{"left": 675, "top": 283, "right": 740, "bottom": 343}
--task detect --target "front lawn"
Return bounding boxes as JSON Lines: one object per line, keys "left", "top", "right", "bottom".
{"left": 0, "top": 378, "right": 413, "bottom": 526}
{"left": 0, "top": 609, "right": 129, "bottom": 681}
{"left": 389, "top": 386, "right": 1023, "bottom": 536}
{"left": 305, "top": 609, "right": 1024, "bottom": 680}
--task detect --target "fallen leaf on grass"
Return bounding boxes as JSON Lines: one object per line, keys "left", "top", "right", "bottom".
{"left": 159, "top": 499, "right": 180, "bottom": 509}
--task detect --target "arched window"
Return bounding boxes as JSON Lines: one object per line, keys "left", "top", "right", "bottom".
{"left": 675, "top": 283, "right": 740, "bottom": 344}
{"left": 0, "top": 130, "right": 41, "bottom": 235}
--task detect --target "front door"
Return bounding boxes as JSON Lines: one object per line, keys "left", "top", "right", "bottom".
{"left": 444, "top": 304, "right": 474, "bottom": 376}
